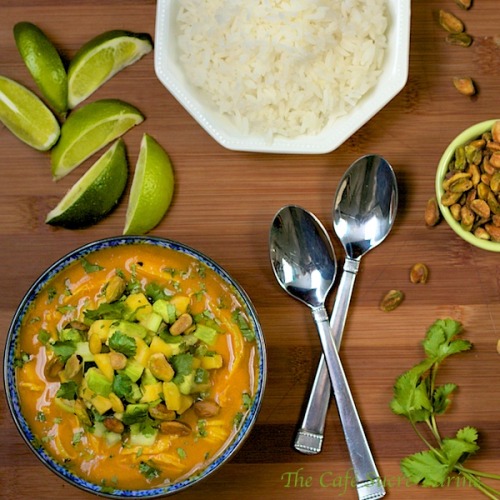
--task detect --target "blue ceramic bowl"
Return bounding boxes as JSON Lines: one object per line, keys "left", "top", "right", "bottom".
{"left": 4, "top": 235, "right": 266, "bottom": 498}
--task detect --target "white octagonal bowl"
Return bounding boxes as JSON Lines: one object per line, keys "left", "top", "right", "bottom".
{"left": 154, "top": 0, "right": 411, "bottom": 154}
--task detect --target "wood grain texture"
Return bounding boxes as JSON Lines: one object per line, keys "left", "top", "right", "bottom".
{"left": 1, "top": 1, "right": 499, "bottom": 499}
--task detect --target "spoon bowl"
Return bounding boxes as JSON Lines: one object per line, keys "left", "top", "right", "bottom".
{"left": 269, "top": 205, "right": 336, "bottom": 309}
{"left": 334, "top": 154, "right": 398, "bottom": 259}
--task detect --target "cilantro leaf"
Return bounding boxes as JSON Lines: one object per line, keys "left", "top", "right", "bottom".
{"left": 80, "top": 257, "right": 104, "bottom": 273}
{"left": 390, "top": 367, "right": 432, "bottom": 422}
{"left": 232, "top": 309, "right": 255, "bottom": 342}
{"left": 170, "top": 353, "right": 194, "bottom": 376}
{"left": 145, "top": 282, "right": 169, "bottom": 302}
{"left": 84, "top": 302, "right": 125, "bottom": 321}
{"left": 112, "top": 373, "right": 133, "bottom": 399}
{"left": 109, "top": 331, "right": 137, "bottom": 357}
{"left": 138, "top": 461, "right": 161, "bottom": 481}
{"left": 422, "top": 319, "right": 471, "bottom": 364}
{"left": 50, "top": 341, "right": 76, "bottom": 362}
{"left": 56, "top": 381, "right": 78, "bottom": 400}
{"left": 441, "top": 427, "right": 479, "bottom": 468}
{"left": 401, "top": 450, "right": 451, "bottom": 487}
{"left": 433, "top": 383, "right": 457, "bottom": 415}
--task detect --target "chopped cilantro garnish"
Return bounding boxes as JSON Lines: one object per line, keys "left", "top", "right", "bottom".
{"left": 35, "top": 411, "right": 46, "bottom": 422}
{"left": 57, "top": 381, "right": 78, "bottom": 400}
{"left": 177, "top": 448, "right": 187, "bottom": 459}
{"left": 71, "top": 431, "right": 84, "bottom": 446}
{"left": 138, "top": 461, "right": 161, "bottom": 481}
{"left": 14, "top": 351, "right": 31, "bottom": 368}
{"left": 80, "top": 257, "right": 104, "bottom": 273}
{"left": 242, "top": 393, "right": 252, "bottom": 410}
{"left": 47, "top": 287, "right": 57, "bottom": 303}
{"left": 170, "top": 353, "right": 194, "bottom": 376}
{"left": 112, "top": 373, "right": 133, "bottom": 399}
{"left": 50, "top": 340, "right": 76, "bottom": 362}
{"left": 145, "top": 282, "right": 169, "bottom": 302}
{"left": 232, "top": 310, "right": 255, "bottom": 342}
{"left": 108, "top": 331, "right": 136, "bottom": 357}
{"left": 84, "top": 302, "right": 125, "bottom": 321}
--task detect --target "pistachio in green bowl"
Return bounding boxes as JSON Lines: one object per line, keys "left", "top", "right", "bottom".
{"left": 435, "top": 119, "right": 500, "bottom": 252}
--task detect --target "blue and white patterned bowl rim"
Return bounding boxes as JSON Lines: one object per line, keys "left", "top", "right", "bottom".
{"left": 3, "top": 235, "right": 267, "bottom": 498}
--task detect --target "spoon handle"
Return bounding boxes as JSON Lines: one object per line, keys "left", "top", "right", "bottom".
{"left": 294, "top": 258, "right": 359, "bottom": 454}
{"left": 311, "top": 305, "right": 385, "bottom": 500}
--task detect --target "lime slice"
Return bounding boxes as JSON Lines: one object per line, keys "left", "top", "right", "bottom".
{"left": 68, "top": 30, "right": 153, "bottom": 109}
{"left": 46, "top": 139, "right": 128, "bottom": 228}
{"left": 14, "top": 22, "right": 68, "bottom": 114}
{"left": 51, "top": 98, "right": 143, "bottom": 180}
{"left": 0, "top": 75, "right": 60, "bottom": 151}
{"left": 124, "top": 134, "right": 174, "bottom": 235}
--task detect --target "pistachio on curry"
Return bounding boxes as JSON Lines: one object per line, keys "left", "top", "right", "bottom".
{"left": 15, "top": 244, "right": 258, "bottom": 490}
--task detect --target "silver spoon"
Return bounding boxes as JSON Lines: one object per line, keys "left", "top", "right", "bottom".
{"left": 296, "top": 155, "right": 397, "bottom": 477}
{"left": 270, "top": 204, "right": 385, "bottom": 500}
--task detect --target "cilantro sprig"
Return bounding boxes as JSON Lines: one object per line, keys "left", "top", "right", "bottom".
{"left": 390, "top": 318, "right": 500, "bottom": 499}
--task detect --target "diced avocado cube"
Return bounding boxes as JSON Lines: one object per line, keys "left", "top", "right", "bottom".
{"left": 153, "top": 299, "right": 177, "bottom": 324}
{"left": 105, "top": 431, "right": 122, "bottom": 446}
{"left": 121, "top": 358, "right": 144, "bottom": 382}
{"left": 85, "top": 367, "right": 112, "bottom": 396}
{"left": 128, "top": 422, "right": 158, "bottom": 447}
{"left": 141, "top": 368, "right": 158, "bottom": 386}
{"left": 127, "top": 383, "right": 143, "bottom": 403}
{"left": 194, "top": 324, "right": 218, "bottom": 346}
{"left": 75, "top": 341, "right": 94, "bottom": 362}
{"left": 109, "top": 320, "right": 147, "bottom": 339}
{"left": 139, "top": 311, "right": 163, "bottom": 332}
{"left": 122, "top": 403, "right": 149, "bottom": 425}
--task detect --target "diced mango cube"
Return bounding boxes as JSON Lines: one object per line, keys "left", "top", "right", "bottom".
{"left": 93, "top": 353, "right": 115, "bottom": 382}
{"left": 200, "top": 354, "right": 223, "bottom": 370}
{"left": 140, "top": 382, "right": 163, "bottom": 403}
{"left": 170, "top": 295, "right": 190, "bottom": 316}
{"left": 134, "top": 337, "right": 151, "bottom": 367}
{"left": 88, "top": 319, "right": 115, "bottom": 342}
{"left": 163, "top": 381, "right": 181, "bottom": 411}
{"left": 125, "top": 293, "right": 153, "bottom": 321}
{"left": 177, "top": 394, "right": 194, "bottom": 414}
{"left": 91, "top": 394, "right": 113, "bottom": 415}
{"left": 149, "top": 335, "right": 180, "bottom": 358}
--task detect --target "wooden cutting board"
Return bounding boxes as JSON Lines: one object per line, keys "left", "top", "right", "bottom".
{"left": 1, "top": 1, "right": 499, "bottom": 499}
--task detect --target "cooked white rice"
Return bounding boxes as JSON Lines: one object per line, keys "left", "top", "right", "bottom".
{"left": 177, "top": 0, "right": 388, "bottom": 140}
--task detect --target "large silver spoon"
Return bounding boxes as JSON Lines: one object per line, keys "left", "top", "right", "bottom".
{"left": 295, "top": 155, "right": 398, "bottom": 466}
{"left": 270, "top": 205, "right": 385, "bottom": 500}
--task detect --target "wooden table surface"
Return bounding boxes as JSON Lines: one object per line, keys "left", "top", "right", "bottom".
{"left": 1, "top": 1, "right": 500, "bottom": 499}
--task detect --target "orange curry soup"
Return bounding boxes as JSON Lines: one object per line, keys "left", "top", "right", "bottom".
{"left": 15, "top": 243, "right": 259, "bottom": 491}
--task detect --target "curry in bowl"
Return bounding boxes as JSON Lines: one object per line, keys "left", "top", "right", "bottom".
{"left": 5, "top": 237, "right": 265, "bottom": 496}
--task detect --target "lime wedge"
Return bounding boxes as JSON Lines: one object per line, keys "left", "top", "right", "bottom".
{"left": 0, "top": 75, "right": 60, "bottom": 151}
{"left": 14, "top": 22, "right": 68, "bottom": 114}
{"left": 68, "top": 30, "right": 153, "bottom": 109}
{"left": 51, "top": 98, "right": 143, "bottom": 180}
{"left": 46, "top": 139, "right": 128, "bottom": 228}
{"left": 124, "top": 134, "right": 174, "bottom": 235}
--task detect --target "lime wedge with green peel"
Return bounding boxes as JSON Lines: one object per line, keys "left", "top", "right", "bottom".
{"left": 0, "top": 75, "right": 60, "bottom": 151}
{"left": 124, "top": 134, "right": 174, "bottom": 235}
{"left": 14, "top": 22, "right": 68, "bottom": 114}
{"left": 68, "top": 30, "right": 153, "bottom": 109}
{"left": 51, "top": 98, "right": 143, "bottom": 180}
{"left": 46, "top": 139, "right": 128, "bottom": 228}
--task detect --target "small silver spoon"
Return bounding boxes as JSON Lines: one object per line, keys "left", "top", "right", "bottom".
{"left": 296, "top": 155, "right": 397, "bottom": 498}
{"left": 270, "top": 205, "right": 385, "bottom": 500}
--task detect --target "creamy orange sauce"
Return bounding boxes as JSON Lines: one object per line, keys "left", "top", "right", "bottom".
{"left": 16, "top": 244, "right": 258, "bottom": 491}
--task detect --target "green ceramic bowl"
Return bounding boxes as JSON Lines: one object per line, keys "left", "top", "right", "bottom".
{"left": 435, "top": 119, "right": 500, "bottom": 252}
